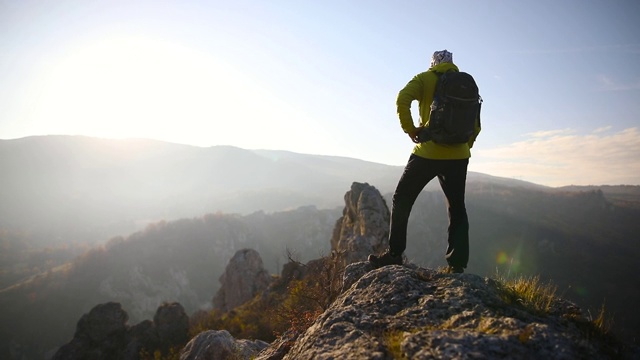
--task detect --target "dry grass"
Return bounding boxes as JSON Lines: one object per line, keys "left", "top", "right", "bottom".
{"left": 383, "top": 330, "right": 408, "bottom": 360}
{"left": 589, "top": 303, "right": 612, "bottom": 335}
{"left": 494, "top": 272, "right": 557, "bottom": 315}
{"left": 494, "top": 271, "right": 618, "bottom": 351}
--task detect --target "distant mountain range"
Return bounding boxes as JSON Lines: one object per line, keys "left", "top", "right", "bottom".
{"left": 6, "top": 136, "right": 640, "bottom": 246}
{"left": 0, "top": 135, "right": 554, "bottom": 247}
{"left": 0, "top": 136, "right": 396, "bottom": 246}
{"left": 1, "top": 135, "right": 639, "bottom": 358}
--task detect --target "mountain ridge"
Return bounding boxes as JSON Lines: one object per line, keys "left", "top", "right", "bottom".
{"left": 0, "top": 135, "right": 555, "bottom": 247}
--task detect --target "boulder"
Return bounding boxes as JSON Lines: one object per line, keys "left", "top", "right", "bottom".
{"left": 53, "top": 302, "right": 129, "bottom": 360}
{"left": 75, "top": 302, "right": 129, "bottom": 343}
{"left": 179, "top": 330, "right": 269, "bottom": 360}
{"left": 123, "top": 320, "right": 158, "bottom": 360}
{"left": 53, "top": 301, "right": 191, "bottom": 360}
{"left": 212, "top": 249, "right": 272, "bottom": 312}
{"left": 154, "top": 302, "right": 190, "bottom": 349}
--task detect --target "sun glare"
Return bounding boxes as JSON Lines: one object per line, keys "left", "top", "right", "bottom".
{"left": 29, "top": 36, "right": 305, "bottom": 148}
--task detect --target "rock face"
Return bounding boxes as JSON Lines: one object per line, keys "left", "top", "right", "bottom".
{"left": 76, "top": 302, "right": 129, "bottom": 343}
{"left": 212, "top": 248, "right": 272, "bottom": 312}
{"left": 53, "top": 302, "right": 129, "bottom": 360}
{"left": 53, "top": 302, "right": 190, "bottom": 360}
{"left": 330, "top": 182, "right": 390, "bottom": 268}
{"left": 258, "top": 262, "right": 629, "bottom": 360}
{"left": 153, "top": 302, "right": 190, "bottom": 351}
{"left": 179, "top": 330, "right": 269, "bottom": 360}
{"left": 97, "top": 266, "right": 200, "bottom": 322}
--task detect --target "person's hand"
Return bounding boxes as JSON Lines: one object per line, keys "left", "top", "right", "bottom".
{"left": 408, "top": 127, "right": 422, "bottom": 143}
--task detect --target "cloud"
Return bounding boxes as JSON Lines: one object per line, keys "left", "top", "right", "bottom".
{"left": 525, "top": 129, "right": 573, "bottom": 138}
{"left": 593, "top": 126, "right": 612, "bottom": 133}
{"left": 472, "top": 127, "right": 640, "bottom": 186}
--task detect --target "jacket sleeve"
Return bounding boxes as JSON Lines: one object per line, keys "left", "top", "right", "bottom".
{"left": 396, "top": 74, "right": 423, "bottom": 134}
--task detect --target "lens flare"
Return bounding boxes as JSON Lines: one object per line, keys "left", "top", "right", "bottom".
{"left": 496, "top": 251, "right": 509, "bottom": 264}
{"left": 575, "top": 286, "right": 588, "bottom": 297}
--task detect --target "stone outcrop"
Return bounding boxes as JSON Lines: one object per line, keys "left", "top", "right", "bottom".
{"left": 212, "top": 248, "right": 272, "bottom": 312}
{"left": 124, "top": 320, "right": 159, "bottom": 359}
{"left": 53, "top": 302, "right": 129, "bottom": 360}
{"left": 330, "top": 182, "right": 390, "bottom": 268}
{"left": 53, "top": 302, "right": 190, "bottom": 360}
{"left": 179, "top": 330, "right": 269, "bottom": 360}
{"left": 153, "top": 302, "right": 190, "bottom": 351}
{"left": 76, "top": 302, "right": 129, "bottom": 344}
{"left": 258, "top": 262, "right": 629, "bottom": 360}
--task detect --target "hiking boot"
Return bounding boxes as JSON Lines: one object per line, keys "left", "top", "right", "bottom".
{"left": 446, "top": 266, "right": 465, "bottom": 274}
{"left": 368, "top": 250, "right": 403, "bottom": 268}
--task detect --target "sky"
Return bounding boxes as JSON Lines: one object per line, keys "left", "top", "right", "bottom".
{"left": 1, "top": 0, "right": 639, "bottom": 187}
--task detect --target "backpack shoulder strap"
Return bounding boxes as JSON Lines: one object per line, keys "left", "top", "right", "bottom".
{"left": 433, "top": 68, "right": 458, "bottom": 82}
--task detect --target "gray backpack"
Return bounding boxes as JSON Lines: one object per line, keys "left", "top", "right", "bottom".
{"left": 418, "top": 70, "right": 482, "bottom": 144}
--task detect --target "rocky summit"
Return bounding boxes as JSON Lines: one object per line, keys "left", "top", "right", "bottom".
{"left": 257, "top": 262, "right": 629, "bottom": 360}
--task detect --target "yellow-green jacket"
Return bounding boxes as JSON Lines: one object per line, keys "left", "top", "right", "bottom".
{"left": 396, "top": 62, "right": 481, "bottom": 160}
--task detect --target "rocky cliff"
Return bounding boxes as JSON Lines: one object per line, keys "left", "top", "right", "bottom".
{"left": 53, "top": 182, "right": 637, "bottom": 359}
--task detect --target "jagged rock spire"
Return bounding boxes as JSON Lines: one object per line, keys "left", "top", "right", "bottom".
{"left": 330, "top": 182, "right": 390, "bottom": 269}
{"left": 212, "top": 248, "right": 272, "bottom": 312}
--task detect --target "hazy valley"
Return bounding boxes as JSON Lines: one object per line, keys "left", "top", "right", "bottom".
{"left": 1, "top": 135, "right": 639, "bottom": 359}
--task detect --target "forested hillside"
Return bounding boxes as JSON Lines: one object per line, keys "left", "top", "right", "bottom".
{"left": 0, "top": 136, "right": 403, "bottom": 248}
{"left": 2, "top": 183, "right": 639, "bottom": 359}
{"left": 0, "top": 206, "right": 340, "bottom": 359}
{"left": 2, "top": 136, "right": 640, "bottom": 359}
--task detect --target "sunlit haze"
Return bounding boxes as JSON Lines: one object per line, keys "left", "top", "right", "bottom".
{"left": 1, "top": 0, "right": 639, "bottom": 186}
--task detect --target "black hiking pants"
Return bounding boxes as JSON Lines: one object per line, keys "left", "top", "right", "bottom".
{"left": 389, "top": 154, "right": 470, "bottom": 269}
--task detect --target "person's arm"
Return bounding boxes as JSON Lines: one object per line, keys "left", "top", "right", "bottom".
{"left": 396, "top": 74, "right": 424, "bottom": 140}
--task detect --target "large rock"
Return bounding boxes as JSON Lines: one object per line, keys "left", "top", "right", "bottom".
{"left": 123, "top": 320, "right": 159, "bottom": 360}
{"left": 75, "top": 302, "right": 129, "bottom": 343}
{"left": 154, "top": 302, "right": 190, "bottom": 349}
{"left": 180, "top": 330, "right": 269, "bottom": 360}
{"left": 53, "top": 302, "right": 129, "bottom": 360}
{"left": 263, "top": 263, "right": 630, "bottom": 360}
{"left": 212, "top": 248, "right": 272, "bottom": 312}
{"left": 53, "top": 301, "right": 190, "bottom": 360}
{"left": 330, "top": 182, "right": 390, "bottom": 268}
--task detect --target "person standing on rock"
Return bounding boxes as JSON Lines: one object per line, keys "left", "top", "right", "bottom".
{"left": 369, "top": 49, "right": 481, "bottom": 273}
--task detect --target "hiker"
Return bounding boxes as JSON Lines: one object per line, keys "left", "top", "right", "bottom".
{"left": 369, "top": 50, "right": 481, "bottom": 273}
